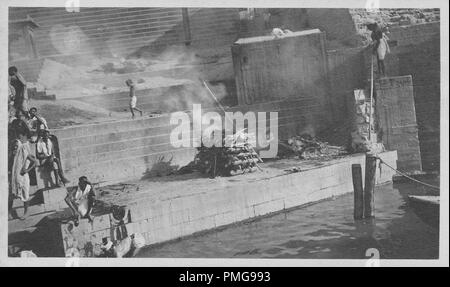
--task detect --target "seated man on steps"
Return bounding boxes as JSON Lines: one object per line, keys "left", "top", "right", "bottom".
{"left": 65, "top": 176, "right": 96, "bottom": 225}
{"left": 36, "top": 129, "right": 69, "bottom": 186}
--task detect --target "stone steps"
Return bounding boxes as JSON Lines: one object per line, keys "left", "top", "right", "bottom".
{"left": 8, "top": 211, "right": 57, "bottom": 234}
{"left": 59, "top": 108, "right": 326, "bottom": 167}
{"left": 60, "top": 125, "right": 171, "bottom": 151}
{"left": 11, "top": 203, "right": 47, "bottom": 217}
{"left": 78, "top": 84, "right": 195, "bottom": 102}
{"left": 52, "top": 114, "right": 171, "bottom": 139}
{"left": 62, "top": 129, "right": 171, "bottom": 158}
{"left": 64, "top": 141, "right": 178, "bottom": 170}
{"left": 62, "top": 147, "right": 196, "bottom": 184}
{"left": 52, "top": 95, "right": 330, "bottom": 184}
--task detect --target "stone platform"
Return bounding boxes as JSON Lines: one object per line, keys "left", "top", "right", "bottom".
{"left": 8, "top": 151, "right": 397, "bottom": 257}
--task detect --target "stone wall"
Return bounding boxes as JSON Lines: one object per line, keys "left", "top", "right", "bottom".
{"left": 326, "top": 47, "right": 367, "bottom": 122}
{"left": 350, "top": 8, "right": 441, "bottom": 45}
{"left": 360, "top": 22, "right": 440, "bottom": 171}
{"left": 348, "top": 89, "right": 380, "bottom": 153}
{"left": 375, "top": 76, "right": 422, "bottom": 172}
{"left": 54, "top": 151, "right": 397, "bottom": 257}
{"left": 307, "top": 8, "right": 362, "bottom": 49}
{"left": 232, "top": 29, "right": 332, "bottom": 130}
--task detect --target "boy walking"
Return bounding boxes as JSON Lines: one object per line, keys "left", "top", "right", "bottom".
{"left": 126, "top": 79, "right": 143, "bottom": 119}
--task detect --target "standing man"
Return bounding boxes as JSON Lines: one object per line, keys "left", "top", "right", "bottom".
{"left": 11, "top": 126, "right": 36, "bottom": 220}
{"left": 28, "top": 107, "right": 49, "bottom": 142}
{"left": 366, "top": 22, "right": 390, "bottom": 77}
{"left": 36, "top": 129, "right": 70, "bottom": 186}
{"left": 126, "top": 79, "right": 143, "bottom": 119}
{"left": 9, "top": 66, "right": 29, "bottom": 112}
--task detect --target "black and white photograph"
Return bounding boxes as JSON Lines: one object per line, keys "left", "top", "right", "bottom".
{"left": 1, "top": 0, "right": 448, "bottom": 267}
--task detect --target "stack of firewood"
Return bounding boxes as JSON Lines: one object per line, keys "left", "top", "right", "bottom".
{"left": 194, "top": 130, "right": 262, "bottom": 178}
{"left": 281, "top": 134, "right": 346, "bottom": 160}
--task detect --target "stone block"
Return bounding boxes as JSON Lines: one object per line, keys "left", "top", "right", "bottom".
{"left": 42, "top": 187, "right": 68, "bottom": 212}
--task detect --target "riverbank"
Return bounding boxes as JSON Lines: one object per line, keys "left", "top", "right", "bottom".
{"left": 8, "top": 151, "right": 397, "bottom": 257}
{"left": 135, "top": 177, "right": 439, "bottom": 259}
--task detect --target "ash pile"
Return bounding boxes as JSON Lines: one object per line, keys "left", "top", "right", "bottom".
{"left": 194, "top": 130, "right": 262, "bottom": 178}
{"left": 279, "top": 134, "right": 347, "bottom": 160}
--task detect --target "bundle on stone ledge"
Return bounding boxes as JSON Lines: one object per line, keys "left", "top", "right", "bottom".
{"left": 280, "top": 134, "right": 347, "bottom": 160}
{"left": 194, "top": 130, "right": 262, "bottom": 178}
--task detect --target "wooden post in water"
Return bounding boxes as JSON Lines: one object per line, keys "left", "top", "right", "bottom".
{"left": 352, "top": 164, "right": 364, "bottom": 220}
{"left": 364, "top": 154, "right": 377, "bottom": 218}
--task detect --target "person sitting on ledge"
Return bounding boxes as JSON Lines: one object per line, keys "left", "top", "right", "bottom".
{"left": 36, "top": 129, "right": 70, "bottom": 186}
{"left": 65, "top": 176, "right": 96, "bottom": 225}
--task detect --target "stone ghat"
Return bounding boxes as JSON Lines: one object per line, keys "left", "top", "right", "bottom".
{"left": 51, "top": 97, "right": 332, "bottom": 185}
{"left": 14, "top": 151, "right": 397, "bottom": 257}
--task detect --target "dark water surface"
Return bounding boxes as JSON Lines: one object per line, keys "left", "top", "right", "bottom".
{"left": 136, "top": 178, "right": 440, "bottom": 259}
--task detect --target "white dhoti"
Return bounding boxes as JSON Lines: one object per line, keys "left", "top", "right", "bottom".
{"left": 11, "top": 142, "right": 32, "bottom": 202}
{"left": 130, "top": 96, "right": 137, "bottom": 109}
{"left": 377, "top": 37, "right": 390, "bottom": 60}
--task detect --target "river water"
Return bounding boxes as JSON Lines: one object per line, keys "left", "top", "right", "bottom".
{"left": 135, "top": 178, "right": 440, "bottom": 259}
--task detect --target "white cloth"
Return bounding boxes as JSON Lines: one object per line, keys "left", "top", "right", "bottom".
{"left": 37, "top": 138, "right": 53, "bottom": 157}
{"left": 74, "top": 184, "right": 92, "bottom": 202}
{"left": 377, "top": 36, "right": 390, "bottom": 60}
{"left": 8, "top": 84, "right": 15, "bottom": 104}
{"left": 74, "top": 184, "right": 93, "bottom": 216}
{"left": 11, "top": 141, "right": 32, "bottom": 201}
{"left": 130, "top": 96, "right": 137, "bottom": 108}
{"left": 271, "top": 28, "right": 285, "bottom": 38}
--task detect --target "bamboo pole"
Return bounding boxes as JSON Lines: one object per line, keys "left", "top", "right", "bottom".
{"left": 369, "top": 55, "right": 374, "bottom": 142}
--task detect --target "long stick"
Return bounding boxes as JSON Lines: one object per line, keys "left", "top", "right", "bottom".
{"left": 203, "top": 80, "right": 226, "bottom": 113}
{"left": 203, "top": 80, "right": 234, "bottom": 126}
{"left": 369, "top": 55, "right": 374, "bottom": 142}
{"left": 203, "top": 80, "right": 264, "bottom": 168}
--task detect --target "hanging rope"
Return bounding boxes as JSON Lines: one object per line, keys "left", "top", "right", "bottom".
{"left": 377, "top": 157, "right": 440, "bottom": 190}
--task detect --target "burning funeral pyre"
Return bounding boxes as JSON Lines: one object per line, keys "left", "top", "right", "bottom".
{"left": 194, "top": 129, "right": 262, "bottom": 178}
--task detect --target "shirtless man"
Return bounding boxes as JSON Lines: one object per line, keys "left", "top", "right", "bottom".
{"left": 65, "top": 176, "right": 96, "bottom": 225}
{"left": 126, "top": 79, "right": 143, "bottom": 119}
{"left": 28, "top": 107, "right": 48, "bottom": 142}
{"left": 36, "top": 129, "right": 70, "bottom": 186}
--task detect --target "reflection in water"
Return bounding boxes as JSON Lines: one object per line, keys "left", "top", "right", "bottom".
{"left": 136, "top": 178, "right": 439, "bottom": 259}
